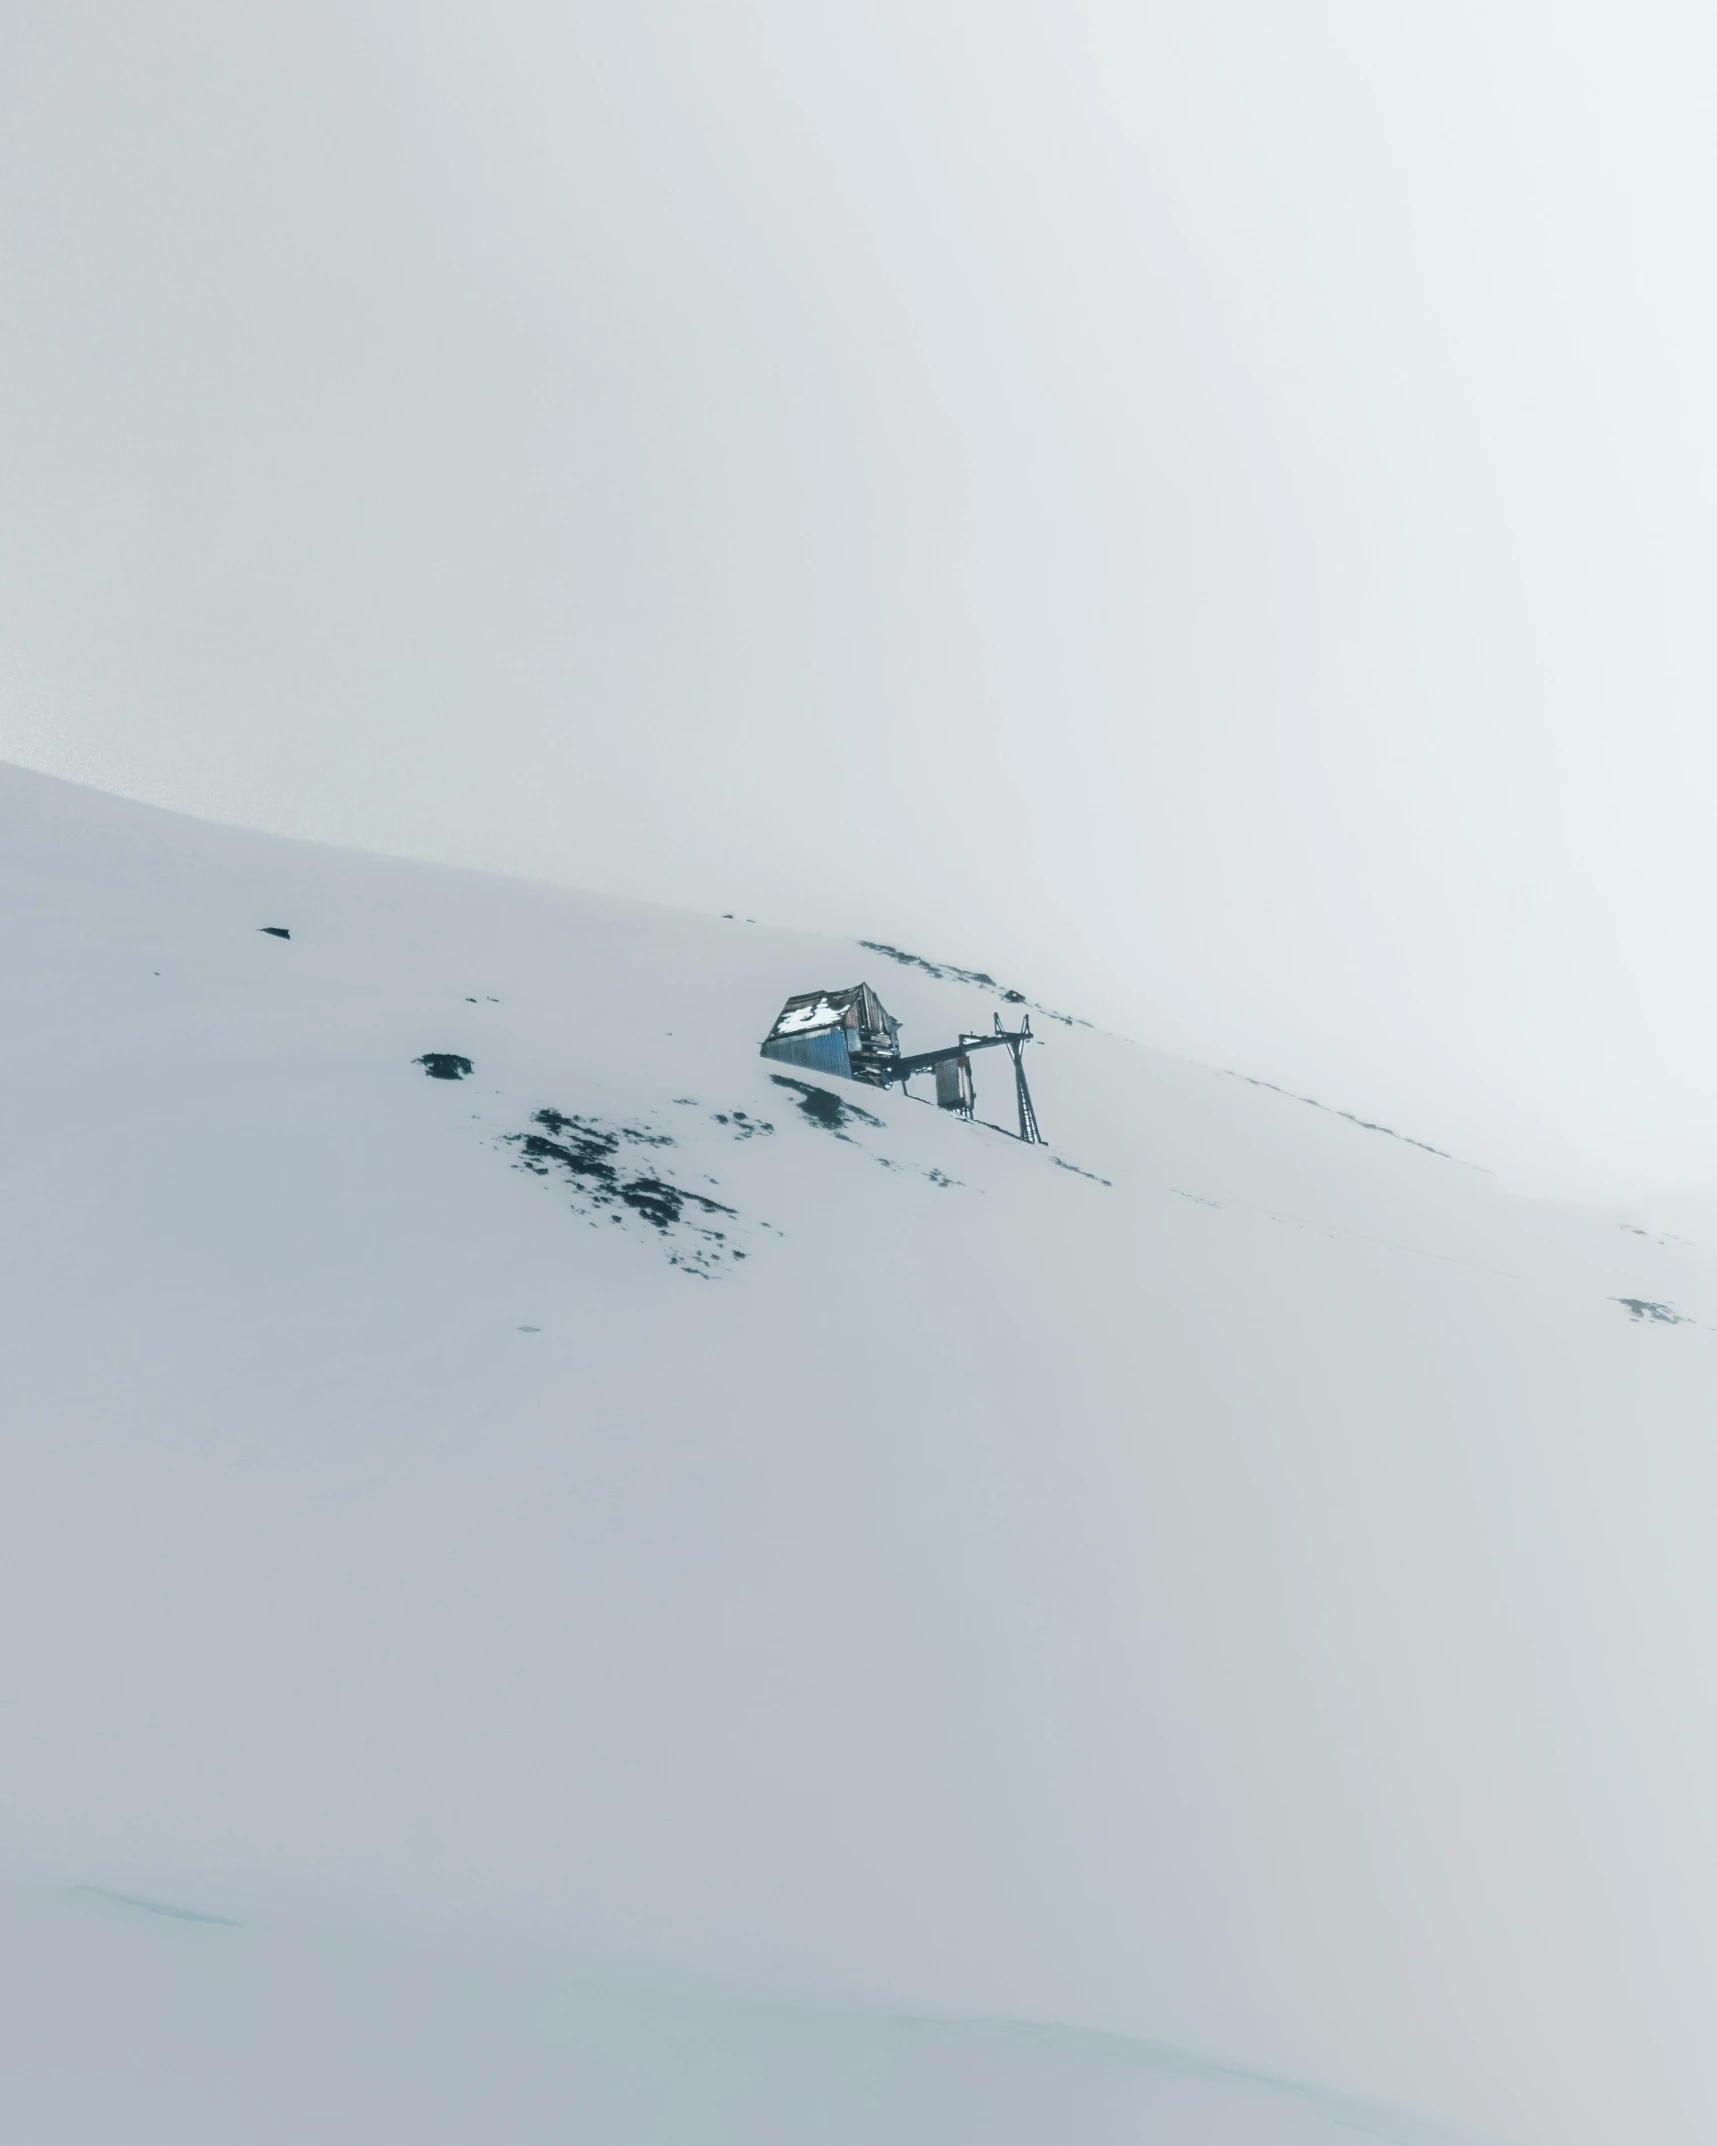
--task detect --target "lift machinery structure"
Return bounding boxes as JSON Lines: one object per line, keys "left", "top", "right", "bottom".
{"left": 759, "top": 985, "right": 1044, "bottom": 1144}
{"left": 888, "top": 1012, "right": 1042, "bottom": 1145}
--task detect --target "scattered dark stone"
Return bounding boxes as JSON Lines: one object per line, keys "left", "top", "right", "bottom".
{"left": 503, "top": 1106, "right": 739, "bottom": 1272}
{"left": 416, "top": 1053, "right": 474, "bottom": 1080}
{"left": 861, "top": 940, "right": 994, "bottom": 987}
{"left": 857, "top": 941, "right": 1079, "bottom": 1025}
{"left": 1053, "top": 1155, "right": 1113, "bottom": 1186}
{"left": 516, "top": 1111, "right": 620, "bottom": 1184}
{"left": 1223, "top": 1070, "right": 1467, "bottom": 1166}
{"left": 768, "top": 1074, "right": 883, "bottom": 1132}
{"left": 620, "top": 1175, "right": 735, "bottom": 1231}
{"left": 1616, "top": 1298, "right": 1689, "bottom": 1325}
{"left": 620, "top": 1176, "right": 690, "bottom": 1229}
{"left": 520, "top": 1108, "right": 674, "bottom": 1153}
{"left": 715, "top": 1109, "right": 773, "bottom": 1140}
{"left": 260, "top": 927, "right": 290, "bottom": 940}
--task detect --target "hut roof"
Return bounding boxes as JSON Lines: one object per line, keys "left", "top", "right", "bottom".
{"left": 765, "top": 986, "right": 865, "bottom": 1041}
{"left": 763, "top": 983, "right": 901, "bottom": 1049}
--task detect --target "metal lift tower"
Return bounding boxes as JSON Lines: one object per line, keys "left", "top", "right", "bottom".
{"left": 760, "top": 985, "right": 1045, "bottom": 1143}
{"left": 889, "top": 1012, "right": 1043, "bottom": 1143}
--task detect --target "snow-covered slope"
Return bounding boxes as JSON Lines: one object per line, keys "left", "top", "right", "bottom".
{"left": 4, "top": 762, "right": 1715, "bottom": 2145}
{"left": 0, "top": 1883, "right": 1479, "bottom": 2146}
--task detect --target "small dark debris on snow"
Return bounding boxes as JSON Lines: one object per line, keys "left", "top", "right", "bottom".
{"left": 504, "top": 1107, "right": 741, "bottom": 1274}
{"left": 1223, "top": 1070, "right": 1469, "bottom": 1166}
{"left": 527, "top": 1107, "right": 675, "bottom": 1156}
{"left": 714, "top": 1110, "right": 773, "bottom": 1140}
{"left": 766, "top": 1076, "right": 954, "bottom": 1188}
{"left": 861, "top": 939, "right": 994, "bottom": 987}
{"left": 1616, "top": 1298, "right": 1689, "bottom": 1325}
{"left": 857, "top": 941, "right": 1081, "bottom": 1026}
{"left": 623, "top": 1175, "right": 733, "bottom": 1231}
{"left": 1053, "top": 1155, "right": 1113, "bottom": 1186}
{"left": 416, "top": 1053, "right": 474, "bottom": 1080}
{"left": 260, "top": 927, "right": 290, "bottom": 940}
{"left": 769, "top": 1074, "right": 883, "bottom": 1132}
{"left": 514, "top": 1114, "right": 619, "bottom": 1184}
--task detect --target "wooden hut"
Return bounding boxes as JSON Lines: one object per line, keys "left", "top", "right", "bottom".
{"left": 759, "top": 983, "right": 901, "bottom": 1086}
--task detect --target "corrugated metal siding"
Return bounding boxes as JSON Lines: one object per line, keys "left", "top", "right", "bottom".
{"left": 935, "top": 1056, "right": 974, "bottom": 1112}
{"left": 760, "top": 1029, "right": 852, "bottom": 1078}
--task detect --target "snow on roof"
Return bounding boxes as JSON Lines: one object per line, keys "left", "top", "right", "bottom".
{"left": 766, "top": 987, "right": 861, "bottom": 1039}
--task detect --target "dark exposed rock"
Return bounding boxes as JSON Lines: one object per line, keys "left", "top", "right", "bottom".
{"left": 768, "top": 1075, "right": 883, "bottom": 1132}
{"left": 505, "top": 1107, "right": 740, "bottom": 1275}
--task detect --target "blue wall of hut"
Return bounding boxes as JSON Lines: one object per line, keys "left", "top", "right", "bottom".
{"left": 759, "top": 1030, "right": 852, "bottom": 1079}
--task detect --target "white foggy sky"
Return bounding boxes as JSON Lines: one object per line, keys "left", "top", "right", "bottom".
{"left": 2, "top": 0, "right": 1713, "bottom": 1195}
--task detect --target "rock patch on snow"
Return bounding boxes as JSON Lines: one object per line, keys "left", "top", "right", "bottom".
{"left": 768, "top": 1074, "right": 883, "bottom": 1134}
{"left": 857, "top": 939, "right": 1081, "bottom": 1026}
{"left": 505, "top": 1108, "right": 742, "bottom": 1276}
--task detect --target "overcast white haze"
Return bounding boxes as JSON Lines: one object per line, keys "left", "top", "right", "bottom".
{"left": 4, "top": 1, "right": 1716, "bottom": 1194}
{"left": 14, "top": 10, "right": 1717, "bottom": 2146}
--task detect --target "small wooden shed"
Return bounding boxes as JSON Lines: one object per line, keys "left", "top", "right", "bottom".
{"left": 759, "top": 982, "right": 901, "bottom": 1086}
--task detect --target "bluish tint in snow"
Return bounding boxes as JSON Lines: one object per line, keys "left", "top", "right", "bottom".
{"left": 0, "top": 1884, "right": 1491, "bottom": 2146}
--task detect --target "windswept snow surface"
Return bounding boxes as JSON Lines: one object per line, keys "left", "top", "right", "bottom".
{"left": 3, "top": 764, "right": 1716, "bottom": 2143}
{"left": 0, "top": 1885, "right": 1476, "bottom": 2146}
